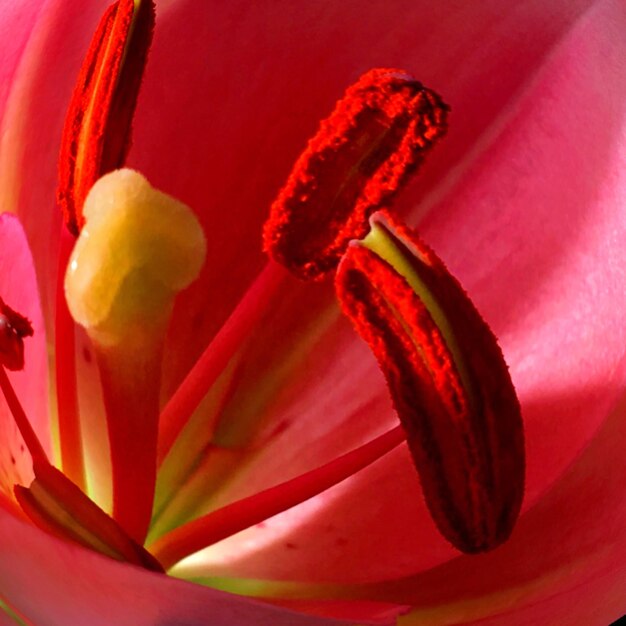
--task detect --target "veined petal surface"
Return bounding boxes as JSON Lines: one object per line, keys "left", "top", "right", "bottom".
{"left": 0, "top": 1, "right": 624, "bottom": 625}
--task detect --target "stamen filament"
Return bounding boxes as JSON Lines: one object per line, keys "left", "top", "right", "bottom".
{"left": 54, "top": 228, "right": 86, "bottom": 490}
{"left": 0, "top": 366, "right": 48, "bottom": 465}
{"left": 157, "top": 261, "right": 288, "bottom": 464}
{"left": 0, "top": 596, "right": 29, "bottom": 626}
{"left": 150, "top": 425, "right": 406, "bottom": 570}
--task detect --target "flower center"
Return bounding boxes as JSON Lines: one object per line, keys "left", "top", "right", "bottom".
{"left": 0, "top": 0, "right": 525, "bottom": 579}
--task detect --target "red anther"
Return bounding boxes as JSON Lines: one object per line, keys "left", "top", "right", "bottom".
{"left": 335, "top": 212, "right": 525, "bottom": 553}
{"left": 0, "top": 297, "right": 33, "bottom": 371}
{"left": 57, "top": 0, "right": 155, "bottom": 236}
{"left": 263, "top": 68, "right": 448, "bottom": 280}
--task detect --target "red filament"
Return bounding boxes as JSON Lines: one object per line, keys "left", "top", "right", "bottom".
{"left": 151, "top": 425, "right": 406, "bottom": 570}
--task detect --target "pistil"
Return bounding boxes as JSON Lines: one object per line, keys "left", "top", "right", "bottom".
{"left": 55, "top": 0, "right": 156, "bottom": 492}
{"left": 65, "top": 168, "right": 206, "bottom": 543}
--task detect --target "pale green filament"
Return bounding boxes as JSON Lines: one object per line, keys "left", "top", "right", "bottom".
{"left": 65, "top": 168, "right": 206, "bottom": 346}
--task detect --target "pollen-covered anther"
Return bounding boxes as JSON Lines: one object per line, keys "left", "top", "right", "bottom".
{"left": 335, "top": 211, "right": 525, "bottom": 553}
{"left": 263, "top": 68, "right": 448, "bottom": 280}
{"left": 0, "top": 297, "right": 33, "bottom": 371}
{"left": 57, "top": 0, "right": 155, "bottom": 236}
{"left": 65, "top": 168, "right": 206, "bottom": 346}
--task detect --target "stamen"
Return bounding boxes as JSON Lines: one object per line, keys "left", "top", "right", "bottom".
{"left": 335, "top": 211, "right": 525, "bottom": 553}
{"left": 0, "top": 297, "right": 33, "bottom": 371}
{"left": 157, "top": 261, "right": 287, "bottom": 464}
{"left": 150, "top": 425, "right": 406, "bottom": 570}
{"left": 0, "top": 366, "right": 47, "bottom": 466}
{"left": 263, "top": 68, "right": 448, "bottom": 280}
{"left": 57, "top": 0, "right": 155, "bottom": 235}
{"left": 65, "top": 168, "right": 206, "bottom": 543}
{"left": 151, "top": 262, "right": 287, "bottom": 539}
{"left": 152, "top": 263, "right": 335, "bottom": 542}
{"left": 15, "top": 461, "right": 162, "bottom": 572}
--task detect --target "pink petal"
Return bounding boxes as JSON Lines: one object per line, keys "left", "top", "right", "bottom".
{"left": 0, "top": 214, "right": 49, "bottom": 498}
{"left": 0, "top": 1, "right": 108, "bottom": 320}
{"left": 169, "top": 0, "right": 626, "bottom": 592}
{"left": 0, "top": 0, "right": 45, "bottom": 120}
{"left": 442, "top": 562, "right": 626, "bottom": 626}
{"left": 1, "top": 0, "right": 624, "bottom": 623}
{"left": 361, "top": 365, "right": 626, "bottom": 625}
{"left": 0, "top": 509, "right": 375, "bottom": 626}
{"left": 129, "top": 0, "right": 601, "bottom": 395}
{"left": 418, "top": 0, "right": 626, "bottom": 508}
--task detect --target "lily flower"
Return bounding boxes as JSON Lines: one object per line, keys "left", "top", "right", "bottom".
{"left": 1, "top": 1, "right": 625, "bottom": 625}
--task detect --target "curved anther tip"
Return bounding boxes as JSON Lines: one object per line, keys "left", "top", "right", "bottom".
{"left": 335, "top": 211, "right": 525, "bottom": 553}
{"left": 263, "top": 68, "right": 449, "bottom": 281}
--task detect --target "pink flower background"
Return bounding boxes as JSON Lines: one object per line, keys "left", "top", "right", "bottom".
{"left": 0, "top": 0, "right": 625, "bottom": 624}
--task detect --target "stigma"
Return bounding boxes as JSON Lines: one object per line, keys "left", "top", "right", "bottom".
{"left": 65, "top": 168, "right": 206, "bottom": 347}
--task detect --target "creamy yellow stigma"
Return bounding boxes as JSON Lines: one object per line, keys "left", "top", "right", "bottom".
{"left": 65, "top": 168, "right": 206, "bottom": 345}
